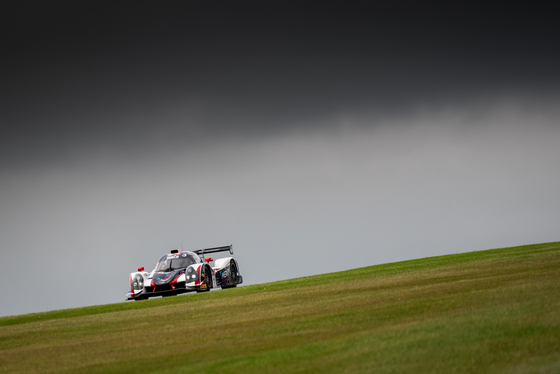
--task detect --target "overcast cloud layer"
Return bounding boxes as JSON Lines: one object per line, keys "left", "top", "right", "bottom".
{"left": 1, "top": 1, "right": 559, "bottom": 317}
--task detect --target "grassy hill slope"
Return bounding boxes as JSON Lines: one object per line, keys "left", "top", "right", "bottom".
{"left": 1, "top": 242, "right": 559, "bottom": 373}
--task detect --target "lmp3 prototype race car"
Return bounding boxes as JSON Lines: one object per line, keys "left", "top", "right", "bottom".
{"left": 126, "top": 245, "right": 243, "bottom": 300}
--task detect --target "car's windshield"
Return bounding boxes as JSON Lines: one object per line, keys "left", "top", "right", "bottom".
{"left": 155, "top": 252, "right": 197, "bottom": 272}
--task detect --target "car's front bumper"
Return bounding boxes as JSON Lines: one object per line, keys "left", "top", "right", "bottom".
{"left": 126, "top": 282, "right": 202, "bottom": 300}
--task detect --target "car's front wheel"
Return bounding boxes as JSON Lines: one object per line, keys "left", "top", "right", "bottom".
{"left": 196, "top": 266, "right": 212, "bottom": 293}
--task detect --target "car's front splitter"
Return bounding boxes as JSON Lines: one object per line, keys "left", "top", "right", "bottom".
{"left": 126, "top": 285, "right": 202, "bottom": 300}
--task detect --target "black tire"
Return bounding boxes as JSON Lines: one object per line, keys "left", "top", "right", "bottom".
{"left": 230, "top": 261, "right": 238, "bottom": 287}
{"left": 197, "top": 266, "right": 212, "bottom": 293}
{"left": 221, "top": 261, "right": 238, "bottom": 289}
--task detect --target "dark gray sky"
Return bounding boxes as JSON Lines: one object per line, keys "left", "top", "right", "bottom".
{"left": 1, "top": 1, "right": 559, "bottom": 317}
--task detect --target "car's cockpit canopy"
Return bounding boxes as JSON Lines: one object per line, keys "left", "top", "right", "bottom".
{"left": 155, "top": 251, "right": 200, "bottom": 272}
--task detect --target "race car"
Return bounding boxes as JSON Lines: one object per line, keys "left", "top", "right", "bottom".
{"left": 126, "top": 245, "right": 243, "bottom": 300}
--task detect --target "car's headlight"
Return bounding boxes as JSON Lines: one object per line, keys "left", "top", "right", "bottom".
{"left": 186, "top": 267, "right": 199, "bottom": 282}
{"left": 131, "top": 274, "right": 144, "bottom": 290}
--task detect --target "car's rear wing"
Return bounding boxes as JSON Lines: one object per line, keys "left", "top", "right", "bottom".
{"left": 194, "top": 245, "right": 233, "bottom": 257}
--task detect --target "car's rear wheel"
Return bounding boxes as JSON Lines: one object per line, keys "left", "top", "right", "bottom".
{"left": 230, "top": 261, "right": 238, "bottom": 287}
{"left": 222, "top": 261, "right": 238, "bottom": 289}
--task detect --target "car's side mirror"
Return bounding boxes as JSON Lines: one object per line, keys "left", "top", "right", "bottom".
{"left": 138, "top": 266, "right": 144, "bottom": 272}
{"left": 205, "top": 257, "right": 213, "bottom": 264}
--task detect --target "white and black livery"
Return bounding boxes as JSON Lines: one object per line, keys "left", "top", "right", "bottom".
{"left": 126, "top": 245, "right": 242, "bottom": 300}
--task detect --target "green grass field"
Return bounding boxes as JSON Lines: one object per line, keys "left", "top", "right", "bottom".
{"left": 1, "top": 242, "right": 559, "bottom": 373}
